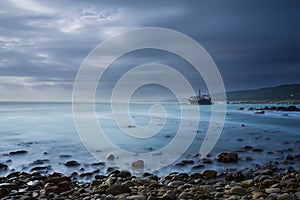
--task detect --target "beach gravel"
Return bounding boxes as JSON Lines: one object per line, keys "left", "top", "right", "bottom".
{"left": 0, "top": 162, "right": 298, "bottom": 200}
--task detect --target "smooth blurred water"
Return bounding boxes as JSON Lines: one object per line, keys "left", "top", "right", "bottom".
{"left": 0, "top": 102, "right": 299, "bottom": 176}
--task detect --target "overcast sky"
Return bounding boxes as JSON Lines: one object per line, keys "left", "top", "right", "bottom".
{"left": 0, "top": 0, "right": 299, "bottom": 101}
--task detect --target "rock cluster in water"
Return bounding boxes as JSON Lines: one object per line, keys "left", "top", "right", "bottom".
{"left": 238, "top": 105, "right": 300, "bottom": 112}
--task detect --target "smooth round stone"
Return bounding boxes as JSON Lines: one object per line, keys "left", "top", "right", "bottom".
{"left": 265, "top": 188, "right": 281, "bottom": 194}
{"left": 241, "top": 179, "right": 254, "bottom": 188}
{"left": 162, "top": 190, "right": 176, "bottom": 200}
{"left": 126, "top": 195, "right": 146, "bottom": 200}
{"left": 230, "top": 186, "right": 247, "bottom": 196}
{"left": 278, "top": 193, "right": 295, "bottom": 200}
{"left": 167, "top": 180, "right": 185, "bottom": 187}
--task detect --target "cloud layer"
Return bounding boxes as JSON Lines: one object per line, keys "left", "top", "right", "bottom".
{"left": 0, "top": 0, "right": 299, "bottom": 101}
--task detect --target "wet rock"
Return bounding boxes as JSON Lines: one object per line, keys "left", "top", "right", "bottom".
{"left": 201, "top": 170, "right": 217, "bottom": 179}
{"left": 243, "top": 145, "right": 253, "bottom": 150}
{"left": 191, "top": 164, "right": 205, "bottom": 170}
{"left": 177, "top": 191, "right": 192, "bottom": 199}
{"left": 286, "top": 180, "right": 298, "bottom": 189}
{"left": 261, "top": 179, "right": 274, "bottom": 188}
{"left": 105, "top": 194, "right": 116, "bottom": 200}
{"left": 107, "top": 167, "right": 118, "bottom": 174}
{"left": 0, "top": 183, "right": 19, "bottom": 192}
{"left": 108, "top": 169, "right": 120, "bottom": 177}
{"left": 126, "top": 195, "right": 146, "bottom": 200}
{"left": 0, "top": 163, "right": 8, "bottom": 170}
{"left": 79, "top": 172, "right": 93, "bottom": 178}
{"left": 0, "top": 188, "right": 9, "bottom": 198}
{"left": 59, "top": 155, "right": 71, "bottom": 158}
{"left": 105, "top": 177, "right": 116, "bottom": 186}
{"left": 46, "top": 176, "right": 71, "bottom": 184}
{"left": 45, "top": 186, "right": 62, "bottom": 195}
{"left": 266, "top": 194, "right": 279, "bottom": 200}
{"left": 255, "top": 111, "right": 265, "bottom": 114}
{"left": 252, "top": 148, "right": 263, "bottom": 152}
{"left": 278, "top": 193, "right": 295, "bottom": 200}
{"left": 241, "top": 179, "right": 254, "bottom": 188}
{"left": 225, "top": 171, "right": 245, "bottom": 181}
{"left": 30, "top": 165, "right": 51, "bottom": 172}
{"left": 265, "top": 188, "right": 281, "bottom": 194}
{"left": 174, "top": 162, "right": 185, "bottom": 167}
{"left": 162, "top": 190, "right": 176, "bottom": 200}
{"left": 256, "top": 169, "right": 273, "bottom": 176}
{"left": 216, "top": 152, "right": 238, "bottom": 163}
{"left": 252, "top": 191, "right": 266, "bottom": 199}
{"left": 106, "top": 184, "right": 131, "bottom": 195}
{"left": 201, "top": 158, "right": 213, "bottom": 164}
{"left": 230, "top": 185, "right": 247, "bottom": 196}
{"left": 45, "top": 180, "right": 71, "bottom": 195}
{"left": 174, "top": 173, "right": 189, "bottom": 181}
{"left": 167, "top": 180, "right": 185, "bottom": 187}
{"left": 57, "top": 181, "right": 70, "bottom": 192}
{"left": 9, "top": 150, "right": 28, "bottom": 155}
{"left": 285, "top": 155, "right": 294, "bottom": 161}
{"left": 91, "top": 162, "right": 105, "bottom": 166}
{"left": 65, "top": 160, "right": 80, "bottom": 167}
{"left": 215, "top": 192, "right": 224, "bottom": 198}
{"left": 181, "top": 160, "right": 194, "bottom": 164}
{"left": 30, "top": 159, "right": 50, "bottom": 165}
{"left": 132, "top": 160, "right": 144, "bottom": 169}
{"left": 106, "top": 154, "right": 115, "bottom": 161}
{"left": 245, "top": 156, "right": 253, "bottom": 161}
{"left": 118, "top": 170, "right": 131, "bottom": 178}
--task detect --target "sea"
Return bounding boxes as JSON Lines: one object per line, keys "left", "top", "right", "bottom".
{"left": 0, "top": 102, "right": 299, "bottom": 177}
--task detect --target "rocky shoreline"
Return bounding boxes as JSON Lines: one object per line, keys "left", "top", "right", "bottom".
{"left": 1, "top": 160, "right": 299, "bottom": 200}
{"left": 237, "top": 106, "right": 300, "bottom": 112}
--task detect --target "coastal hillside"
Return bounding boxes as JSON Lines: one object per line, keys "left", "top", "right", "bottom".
{"left": 225, "top": 84, "right": 300, "bottom": 102}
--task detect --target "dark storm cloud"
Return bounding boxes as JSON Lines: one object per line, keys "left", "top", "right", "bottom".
{"left": 0, "top": 0, "right": 299, "bottom": 101}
